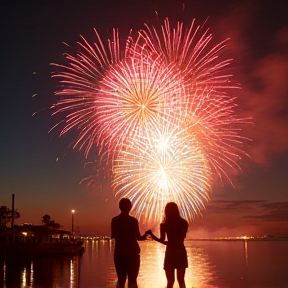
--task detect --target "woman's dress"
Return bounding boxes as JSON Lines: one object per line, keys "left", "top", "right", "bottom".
{"left": 161, "top": 219, "right": 188, "bottom": 269}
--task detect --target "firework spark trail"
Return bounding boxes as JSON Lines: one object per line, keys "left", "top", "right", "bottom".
{"left": 50, "top": 29, "right": 123, "bottom": 158}
{"left": 136, "top": 19, "right": 231, "bottom": 84}
{"left": 182, "top": 87, "right": 251, "bottom": 185}
{"left": 50, "top": 18, "right": 251, "bottom": 224}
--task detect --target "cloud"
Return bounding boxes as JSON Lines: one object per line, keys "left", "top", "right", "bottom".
{"left": 244, "top": 51, "right": 288, "bottom": 165}
{"left": 206, "top": 200, "right": 288, "bottom": 222}
{"left": 190, "top": 199, "right": 288, "bottom": 237}
{"left": 206, "top": 200, "right": 265, "bottom": 212}
{"left": 245, "top": 201, "right": 288, "bottom": 222}
{"left": 215, "top": 1, "right": 288, "bottom": 166}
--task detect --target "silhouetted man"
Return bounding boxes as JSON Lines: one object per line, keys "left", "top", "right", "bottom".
{"left": 111, "top": 198, "right": 148, "bottom": 288}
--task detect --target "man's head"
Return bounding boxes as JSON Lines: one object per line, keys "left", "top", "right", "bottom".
{"left": 119, "top": 198, "right": 132, "bottom": 214}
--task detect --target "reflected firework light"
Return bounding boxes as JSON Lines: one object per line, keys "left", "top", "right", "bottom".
{"left": 50, "top": 18, "right": 251, "bottom": 224}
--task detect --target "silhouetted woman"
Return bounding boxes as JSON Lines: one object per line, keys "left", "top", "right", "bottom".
{"left": 147, "top": 202, "right": 188, "bottom": 288}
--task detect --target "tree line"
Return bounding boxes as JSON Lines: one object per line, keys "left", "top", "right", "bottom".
{"left": 0, "top": 206, "right": 61, "bottom": 228}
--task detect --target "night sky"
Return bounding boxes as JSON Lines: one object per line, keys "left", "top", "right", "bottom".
{"left": 1, "top": 0, "right": 288, "bottom": 238}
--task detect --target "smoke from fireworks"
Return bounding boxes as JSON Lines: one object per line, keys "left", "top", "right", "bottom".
{"left": 50, "top": 18, "right": 251, "bottom": 224}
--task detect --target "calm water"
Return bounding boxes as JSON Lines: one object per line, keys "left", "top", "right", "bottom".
{"left": 1, "top": 240, "right": 288, "bottom": 288}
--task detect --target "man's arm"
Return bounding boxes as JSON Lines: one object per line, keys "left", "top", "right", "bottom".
{"left": 135, "top": 219, "right": 147, "bottom": 241}
{"left": 137, "top": 232, "right": 148, "bottom": 241}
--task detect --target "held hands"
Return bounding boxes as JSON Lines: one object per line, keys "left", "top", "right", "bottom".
{"left": 145, "top": 230, "right": 167, "bottom": 245}
{"left": 143, "top": 230, "right": 152, "bottom": 240}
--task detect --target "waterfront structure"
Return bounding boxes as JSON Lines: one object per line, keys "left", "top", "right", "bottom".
{"left": 0, "top": 224, "right": 84, "bottom": 257}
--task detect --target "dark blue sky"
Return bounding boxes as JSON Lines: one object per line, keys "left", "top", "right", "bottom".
{"left": 1, "top": 0, "right": 288, "bottom": 237}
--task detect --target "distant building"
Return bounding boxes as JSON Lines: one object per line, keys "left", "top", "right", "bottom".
{"left": 0, "top": 224, "right": 72, "bottom": 245}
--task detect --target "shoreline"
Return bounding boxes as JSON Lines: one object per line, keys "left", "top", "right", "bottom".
{"left": 186, "top": 237, "right": 288, "bottom": 241}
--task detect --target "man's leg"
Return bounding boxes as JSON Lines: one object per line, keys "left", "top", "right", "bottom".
{"left": 127, "top": 281, "right": 138, "bottom": 288}
{"left": 114, "top": 254, "right": 128, "bottom": 288}
{"left": 127, "top": 254, "right": 140, "bottom": 285}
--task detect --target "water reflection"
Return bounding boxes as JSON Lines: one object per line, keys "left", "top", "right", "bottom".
{"left": 138, "top": 242, "right": 218, "bottom": 288}
{"left": 21, "top": 261, "right": 33, "bottom": 287}
{"left": 1, "top": 240, "right": 288, "bottom": 288}
{"left": 0, "top": 255, "right": 80, "bottom": 288}
{"left": 244, "top": 240, "right": 248, "bottom": 266}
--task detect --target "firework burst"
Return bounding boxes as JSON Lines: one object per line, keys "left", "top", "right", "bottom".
{"left": 50, "top": 18, "right": 251, "bottom": 224}
{"left": 95, "top": 55, "right": 187, "bottom": 156}
{"left": 112, "top": 122, "right": 211, "bottom": 225}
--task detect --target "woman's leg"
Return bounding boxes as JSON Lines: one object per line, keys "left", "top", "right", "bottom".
{"left": 165, "top": 268, "right": 175, "bottom": 288}
{"left": 176, "top": 268, "right": 186, "bottom": 288}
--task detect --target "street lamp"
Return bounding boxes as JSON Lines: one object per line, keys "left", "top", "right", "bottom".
{"left": 71, "top": 210, "right": 75, "bottom": 239}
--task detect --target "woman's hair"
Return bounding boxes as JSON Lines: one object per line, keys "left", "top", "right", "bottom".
{"left": 163, "top": 202, "right": 182, "bottom": 223}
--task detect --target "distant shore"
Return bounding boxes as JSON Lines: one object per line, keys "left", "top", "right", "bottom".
{"left": 187, "top": 237, "right": 288, "bottom": 241}
{"left": 78, "top": 235, "right": 288, "bottom": 242}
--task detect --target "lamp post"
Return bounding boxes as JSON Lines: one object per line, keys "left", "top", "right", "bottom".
{"left": 71, "top": 210, "right": 75, "bottom": 239}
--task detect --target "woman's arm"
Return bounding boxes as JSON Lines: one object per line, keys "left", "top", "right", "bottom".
{"left": 137, "top": 231, "right": 148, "bottom": 241}
{"left": 147, "top": 224, "right": 167, "bottom": 245}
